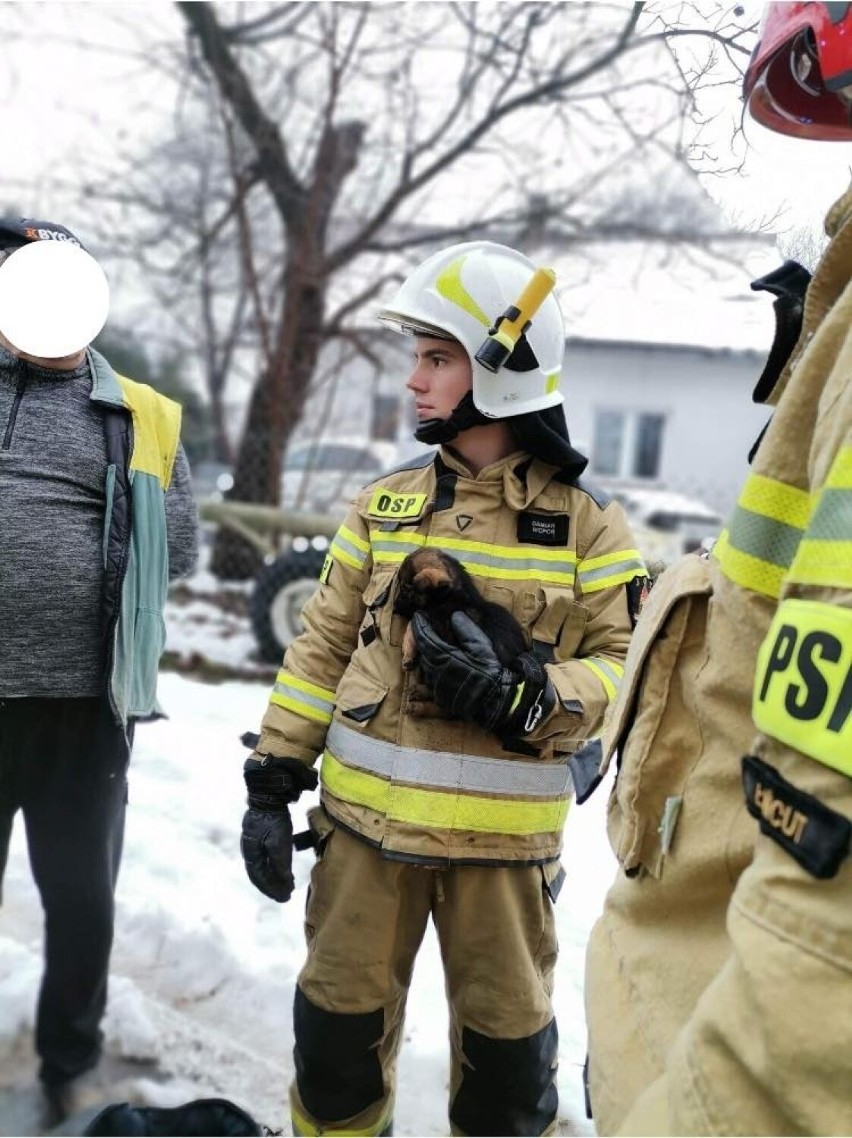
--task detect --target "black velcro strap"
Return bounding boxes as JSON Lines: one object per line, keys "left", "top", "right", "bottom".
{"left": 568, "top": 738, "right": 604, "bottom": 805}
{"left": 742, "top": 754, "right": 851, "bottom": 879}
{"left": 293, "top": 829, "right": 317, "bottom": 851}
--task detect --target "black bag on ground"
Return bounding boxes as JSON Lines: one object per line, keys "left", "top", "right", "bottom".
{"left": 81, "top": 1097, "right": 264, "bottom": 1136}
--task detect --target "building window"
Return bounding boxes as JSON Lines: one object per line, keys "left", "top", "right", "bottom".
{"left": 591, "top": 409, "right": 665, "bottom": 479}
{"left": 591, "top": 410, "right": 625, "bottom": 476}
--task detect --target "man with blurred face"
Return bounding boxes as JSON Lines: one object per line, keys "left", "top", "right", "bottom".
{"left": 0, "top": 219, "right": 198, "bottom": 1123}
{"left": 583, "top": 4, "right": 852, "bottom": 1133}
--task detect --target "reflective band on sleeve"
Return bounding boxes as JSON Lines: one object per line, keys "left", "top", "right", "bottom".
{"left": 738, "top": 472, "right": 812, "bottom": 529}
{"left": 325, "top": 720, "right": 573, "bottom": 797}
{"left": 577, "top": 656, "right": 624, "bottom": 701}
{"left": 321, "top": 751, "right": 570, "bottom": 836}
{"left": 269, "top": 670, "right": 336, "bottom": 725}
{"left": 786, "top": 480, "right": 852, "bottom": 589}
{"left": 753, "top": 599, "right": 852, "bottom": 777}
{"left": 577, "top": 550, "right": 647, "bottom": 594}
{"left": 712, "top": 528, "right": 787, "bottom": 600}
{"left": 713, "top": 472, "right": 811, "bottom": 598}
{"left": 330, "top": 524, "right": 370, "bottom": 571}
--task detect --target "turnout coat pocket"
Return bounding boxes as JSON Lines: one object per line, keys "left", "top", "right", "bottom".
{"left": 601, "top": 554, "right": 714, "bottom": 877}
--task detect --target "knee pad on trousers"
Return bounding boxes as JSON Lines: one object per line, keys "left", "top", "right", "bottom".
{"left": 294, "top": 987, "right": 384, "bottom": 1123}
{"left": 451, "top": 1019, "right": 559, "bottom": 1137}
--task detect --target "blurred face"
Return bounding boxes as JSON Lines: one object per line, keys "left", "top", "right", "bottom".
{"left": 406, "top": 336, "right": 472, "bottom": 422}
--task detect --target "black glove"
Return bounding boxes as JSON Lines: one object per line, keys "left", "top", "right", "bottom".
{"left": 240, "top": 755, "right": 318, "bottom": 903}
{"left": 410, "top": 610, "right": 555, "bottom": 736}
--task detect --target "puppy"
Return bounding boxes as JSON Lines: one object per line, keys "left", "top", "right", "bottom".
{"left": 393, "top": 548, "right": 527, "bottom": 717}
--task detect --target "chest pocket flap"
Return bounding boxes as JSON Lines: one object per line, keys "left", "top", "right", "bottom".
{"left": 532, "top": 587, "right": 589, "bottom": 662}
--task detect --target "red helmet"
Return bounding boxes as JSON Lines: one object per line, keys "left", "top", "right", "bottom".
{"left": 743, "top": 2, "right": 852, "bottom": 139}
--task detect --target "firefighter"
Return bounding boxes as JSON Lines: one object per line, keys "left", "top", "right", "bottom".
{"left": 239, "top": 241, "right": 646, "bottom": 1136}
{"left": 584, "top": 4, "right": 852, "bottom": 1133}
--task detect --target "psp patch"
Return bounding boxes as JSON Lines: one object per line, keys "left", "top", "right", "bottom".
{"left": 367, "top": 488, "right": 427, "bottom": 520}
{"left": 753, "top": 599, "right": 852, "bottom": 778}
{"left": 517, "top": 512, "right": 568, "bottom": 546}
{"left": 742, "top": 754, "right": 851, "bottom": 879}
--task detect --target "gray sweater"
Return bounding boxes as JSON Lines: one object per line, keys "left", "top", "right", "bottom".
{"left": 0, "top": 348, "right": 198, "bottom": 698}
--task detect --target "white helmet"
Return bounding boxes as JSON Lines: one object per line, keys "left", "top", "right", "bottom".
{"left": 378, "top": 241, "right": 565, "bottom": 419}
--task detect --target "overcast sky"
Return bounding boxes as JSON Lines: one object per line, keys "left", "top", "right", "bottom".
{"left": 1, "top": 1, "right": 850, "bottom": 355}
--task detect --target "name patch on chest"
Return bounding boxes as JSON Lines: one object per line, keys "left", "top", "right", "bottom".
{"left": 367, "top": 489, "right": 427, "bottom": 519}
{"left": 517, "top": 512, "right": 568, "bottom": 546}
{"left": 742, "top": 754, "right": 851, "bottom": 879}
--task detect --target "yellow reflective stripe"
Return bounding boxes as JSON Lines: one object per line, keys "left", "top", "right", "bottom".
{"left": 369, "top": 532, "right": 577, "bottom": 585}
{"left": 269, "top": 671, "right": 336, "bottom": 725}
{"left": 787, "top": 538, "right": 852, "bottom": 589}
{"left": 713, "top": 472, "right": 815, "bottom": 598}
{"left": 321, "top": 752, "right": 569, "bottom": 835}
{"left": 577, "top": 548, "right": 646, "bottom": 594}
{"left": 373, "top": 530, "right": 575, "bottom": 562}
{"left": 275, "top": 671, "right": 336, "bottom": 703}
{"left": 578, "top": 656, "right": 624, "bottom": 701}
{"left": 331, "top": 524, "right": 370, "bottom": 570}
{"left": 786, "top": 449, "right": 852, "bottom": 589}
{"left": 713, "top": 528, "right": 786, "bottom": 600}
{"left": 825, "top": 445, "right": 852, "bottom": 489}
{"left": 269, "top": 692, "right": 332, "bottom": 724}
{"left": 753, "top": 599, "right": 852, "bottom": 777}
{"left": 738, "top": 472, "right": 812, "bottom": 528}
{"left": 291, "top": 1102, "right": 393, "bottom": 1137}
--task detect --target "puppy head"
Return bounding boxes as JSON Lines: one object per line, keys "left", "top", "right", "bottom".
{"left": 394, "top": 549, "right": 460, "bottom": 616}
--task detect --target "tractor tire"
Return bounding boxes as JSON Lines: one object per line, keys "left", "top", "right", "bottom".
{"left": 250, "top": 546, "right": 328, "bottom": 663}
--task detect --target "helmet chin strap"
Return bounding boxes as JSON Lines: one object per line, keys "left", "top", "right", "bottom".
{"left": 413, "top": 391, "right": 492, "bottom": 445}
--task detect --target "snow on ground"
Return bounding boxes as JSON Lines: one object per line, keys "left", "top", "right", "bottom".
{"left": 0, "top": 665, "right": 616, "bottom": 1137}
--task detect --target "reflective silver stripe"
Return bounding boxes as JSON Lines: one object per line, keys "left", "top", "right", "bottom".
{"left": 370, "top": 538, "right": 575, "bottom": 579}
{"left": 371, "top": 537, "right": 424, "bottom": 557}
{"left": 272, "top": 679, "right": 335, "bottom": 719}
{"left": 578, "top": 554, "right": 646, "bottom": 586}
{"left": 586, "top": 656, "right": 623, "bottom": 688}
{"left": 726, "top": 504, "right": 802, "bottom": 569}
{"left": 807, "top": 487, "right": 852, "bottom": 540}
{"left": 326, "top": 720, "right": 572, "bottom": 797}
{"left": 331, "top": 532, "right": 369, "bottom": 566}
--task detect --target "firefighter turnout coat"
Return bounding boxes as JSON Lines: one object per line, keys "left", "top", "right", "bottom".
{"left": 257, "top": 447, "right": 644, "bottom": 866}
{"left": 585, "top": 190, "right": 852, "bottom": 1134}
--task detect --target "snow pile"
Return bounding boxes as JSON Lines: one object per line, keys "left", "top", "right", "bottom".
{"left": 0, "top": 673, "right": 615, "bottom": 1135}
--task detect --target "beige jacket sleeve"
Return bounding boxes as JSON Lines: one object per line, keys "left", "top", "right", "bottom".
{"left": 257, "top": 507, "right": 372, "bottom": 766}
{"left": 618, "top": 439, "right": 852, "bottom": 1135}
{"left": 530, "top": 498, "right": 642, "bottom": 746}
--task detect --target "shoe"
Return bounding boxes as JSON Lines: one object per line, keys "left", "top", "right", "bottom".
{"left": 42, "top": 1057, "right": 163, "bottom": 1128}
{"left": 42, "top": 1066, "right": 114, "bottom": 1128}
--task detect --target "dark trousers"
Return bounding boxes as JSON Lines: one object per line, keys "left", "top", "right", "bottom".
{"left": 0, "top": 696, "right": 132, "bottom": 1085}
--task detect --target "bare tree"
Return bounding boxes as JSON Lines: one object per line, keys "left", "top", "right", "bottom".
{"left": 101, "top": 0, "right": 759, "bottom": 576}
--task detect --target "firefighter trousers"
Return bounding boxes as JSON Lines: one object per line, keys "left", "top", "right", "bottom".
{"left": 290, "top": 819, "right": 561, "bottom": 1137}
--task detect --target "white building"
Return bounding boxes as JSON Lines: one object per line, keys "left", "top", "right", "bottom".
{"left": 561, "top": 336, "right": 769, "bottom": 517}
{"left": 294, "top": 329, "right": 771, "bottom": 523}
